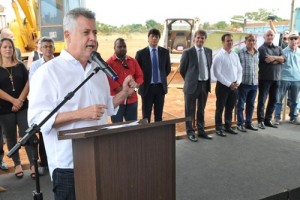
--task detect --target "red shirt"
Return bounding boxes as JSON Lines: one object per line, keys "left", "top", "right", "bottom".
{"left": 106, "top": 55, "right": 144, "bottom": 104}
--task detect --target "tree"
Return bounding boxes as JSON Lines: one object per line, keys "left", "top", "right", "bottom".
{"left": 97, "top": 22, "right": 117, "bottom": 35}
{"left": 215, "top": 21, "right": 228, "bottom": 30}
{"left": 202, "top": 22, "right": 210, "bottom": 30}
{"left": 244, "top": 8, "right": 274, "bottom": 21}
{"left": 145, "top": 19, "right": 163, "bottom": 31}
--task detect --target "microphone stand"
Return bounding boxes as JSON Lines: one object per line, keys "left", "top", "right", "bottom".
{"left": 7, "top": 66, "right": 101, "bottom": 200}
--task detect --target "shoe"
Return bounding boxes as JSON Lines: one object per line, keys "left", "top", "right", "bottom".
{"left": 14, "top": 165, "right": 24, "bottom": 179}
{"left": 291, "top": 118, "right": 300, "bottom": 125}
{"left": 264, "top": 121, "right": 278, "bottom": 128}
{"left": 216, "top": 130, "right": 226, "bottom": 137}
{"left": 224, "top": 127, "right": 238, "bottom": 134}
{"left": 0, "top": 186, "right": 6, "bottom": 192}
{"left": 258, "top": 122, "right": 265, "bottom": 129}
{"left": 274, "top": 118, "right": 280, "bottom": 125}
{"left": 0, "top": 160, "right": 8, "bottom": 170}
{"left": 245, "top": 124, "right": 258, "bottom": 131}
{"left": 198, "top": 133, "right": 213, "bottom": 140}
{"left": 38, "top": 166, "right": 48, "bottom": 176}
{"left": 188, "top": 135, "right": 198, "bottom": 142}
{"left": 237, "top": 125, "right": 247, "bottom": 132}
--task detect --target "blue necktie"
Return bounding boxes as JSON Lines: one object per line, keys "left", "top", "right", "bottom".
{"left": 152, "top": 48, "right": 159, "bottom": 83}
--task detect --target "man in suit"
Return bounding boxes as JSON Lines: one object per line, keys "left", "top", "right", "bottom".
{"left": 135, "top": 28, "right": 171, "bottom": 122}
{"left": 179, "top": 30, "right": 213, "bottom": 142}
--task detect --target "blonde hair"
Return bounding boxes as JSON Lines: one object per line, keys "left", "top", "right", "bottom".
{"left": 0, "top": 38, "right": 18, "bottom": 65}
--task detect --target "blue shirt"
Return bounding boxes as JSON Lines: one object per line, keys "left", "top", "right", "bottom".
{"left": 149, "top": 46, "right": 162, "bottom": 83}
{"left": 281, "top": 46, "right": 300, "bottom": 81}
{"left": 29, "top": 57, "right": 46, "bottom": 80}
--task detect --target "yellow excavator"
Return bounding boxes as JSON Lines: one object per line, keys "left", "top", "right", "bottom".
{"left": 8, "top": 0, "right": 85, "bottom": 59}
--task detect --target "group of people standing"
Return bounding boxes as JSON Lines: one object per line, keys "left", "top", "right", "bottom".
{"left": 1, "top": 7, "right": 300, "bottom": 199}
{"left": 0, "top": 28, "right": 57, "bottom": 196}
{"left": 1, "top": 7, "right": 171, "bottom": 199}
{"left": 180, "top": 28, "right": 300, "bottom": 142}
{"left": 105, "top": 28, "right": 171, "bottom": 124}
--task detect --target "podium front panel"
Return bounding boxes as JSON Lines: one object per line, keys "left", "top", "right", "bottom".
{"left": 72, "top": 123, "right": 176, "bottom": 200}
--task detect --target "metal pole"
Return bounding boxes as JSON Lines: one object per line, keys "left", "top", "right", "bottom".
{"left": 283, "top": 0, "right": 296, "bottom": 121}
{"left": 290, "top": 0, "right": 295, "bottom": 32}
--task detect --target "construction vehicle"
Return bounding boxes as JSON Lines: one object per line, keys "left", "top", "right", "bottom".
{"left": 6, "top": 0, "right": 86, "bottom": 59}
{"left": 161, "top": 18, "right": 200, "bottom": 86}
{"left": 160, "top": 18, "right": 200, "bottom": 56}
{"left": 0, "top": 5, "right": 7, "bottom": 30}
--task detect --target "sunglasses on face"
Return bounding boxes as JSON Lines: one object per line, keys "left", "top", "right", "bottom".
{"left": 289, "top": 38, "right": 298, "bottom": 41}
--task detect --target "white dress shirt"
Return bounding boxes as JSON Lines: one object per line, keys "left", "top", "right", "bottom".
{"left": 28, "top": 50, "right": 117, "bottom": 178}
{"left": 212, "top": 48, "right": 243, "bottom": 87}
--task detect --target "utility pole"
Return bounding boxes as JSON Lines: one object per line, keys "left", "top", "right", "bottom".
{"left": 290, "top": 0, "right": 295, "bottom": 32}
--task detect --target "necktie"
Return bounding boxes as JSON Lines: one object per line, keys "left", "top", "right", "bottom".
{"left": 198, "top": 49, "right": 206, "bottom": 80}
{"left": 152, "top": 49, "right": 159, "bottom": 83}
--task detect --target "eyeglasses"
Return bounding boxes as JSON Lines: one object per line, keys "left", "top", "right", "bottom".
{"left": 121, "top": 59, "right": 129, "bottom": 69}
{"left": 284, "top": 37, "right": 288, "bottom": 40}
{"left": 42, "top": 45, "right": 54, "bottom": 49}
{"left": 247, "top": 39, "right": 256, "bottom": 42}
{"left": 289, "top": 38, "right": 298, "bottom": 40}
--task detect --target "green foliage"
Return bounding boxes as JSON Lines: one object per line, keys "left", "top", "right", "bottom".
{"left": 205, "top": 31, "right": 247, "bottom": 51}
{"left": 96, "top": 8, "right": 287, "bottom": 35}
{"left": 202, "top": 22, "right": 210, "bottom": 30}
{"left": 97, "top": 19, "right": 162, "bottom": 34}
{"left": 97, "top": 21, "right": 117, "bottom": 35}
{"left": 214, "top": 21, "right": 228, "bottom": 30}
{"left": 245, "top": 8, "right": 274, "bottom": 21}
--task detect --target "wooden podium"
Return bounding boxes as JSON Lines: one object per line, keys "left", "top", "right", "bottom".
{"left": 58, "top": 118, "right": 185, "bottom": 200}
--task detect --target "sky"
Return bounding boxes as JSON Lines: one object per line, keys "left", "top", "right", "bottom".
{"left": 1, "top": 0, "right": 300, "bottom": 26}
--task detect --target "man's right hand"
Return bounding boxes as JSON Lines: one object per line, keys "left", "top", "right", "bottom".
{"left": 80, "top": 104, "right": 107, "bottom": 120}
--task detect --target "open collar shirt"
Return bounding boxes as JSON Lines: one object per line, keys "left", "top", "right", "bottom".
{"left": 238, "top": 47, "right": 259, "bottom": 85}
{"left": 212, "top": 48, "right": 243, "bottom": 87}
{"left": 28, "top": 49, "right": 117, "bottom": 178}
{"left": 281, "top": 46, "right": 300, "bottom": 81}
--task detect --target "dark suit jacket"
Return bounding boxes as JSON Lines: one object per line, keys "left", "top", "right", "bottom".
{"left": 179, "top": 46, "right": 212, "bottom": 94}
{"left": 135, "top": 46, "right": 171, "bottom": 97}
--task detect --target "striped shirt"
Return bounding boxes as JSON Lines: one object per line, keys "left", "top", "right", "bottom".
{"left": 238, "top": 47, "right": 259, "bottom": 85}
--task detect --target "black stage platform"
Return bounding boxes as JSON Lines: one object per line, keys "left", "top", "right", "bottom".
{"left": 1, "top": 120, "right": 300, "bottom": 200}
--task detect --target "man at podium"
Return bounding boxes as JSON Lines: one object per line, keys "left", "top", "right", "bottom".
{"left": 28, "top": 8, "right": 137, "bottom": 200}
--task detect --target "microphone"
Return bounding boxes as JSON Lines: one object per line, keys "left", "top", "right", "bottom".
{"left": 90, "top": 51, "right": 119, "bottom": 81}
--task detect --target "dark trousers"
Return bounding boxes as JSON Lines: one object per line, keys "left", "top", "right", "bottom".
{"left": 236, "top": 84, "right": 258, "bottom": 126}
{"left": 0, "top": 126, "right": 3, "bottom": 160}
{"left": 52, "top": 168, "right": 75, "bottom": 200}
{"left": 184, "top": 81, "right": 208, "bottom": 135}
{"left": 0, "top": 109, "right": 36, "bottom": 166}
{"left": 38, "top": 132, "right": 48, "bottom": 167}
{"left": 111, "top": 102, "right": 138, "bottom": 123}
{"left": 142, "top": 84, "right": 165, "bottom": 122}
{"left": 215, "top": 82, "right": 238, "bottom": 131}
{"left": 257, "top": 80, "right": 278, "bottom": 122}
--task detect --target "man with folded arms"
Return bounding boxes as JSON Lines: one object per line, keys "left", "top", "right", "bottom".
{"left": 257, "top": 29, "right": 285, "bottom": 129}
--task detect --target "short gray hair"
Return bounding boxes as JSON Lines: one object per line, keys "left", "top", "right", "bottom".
{"left": 63, "top": 7, "right": 96, "bottom": 32}
{"left": 40, "top": 36, "right": 55, "bottom": 44}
